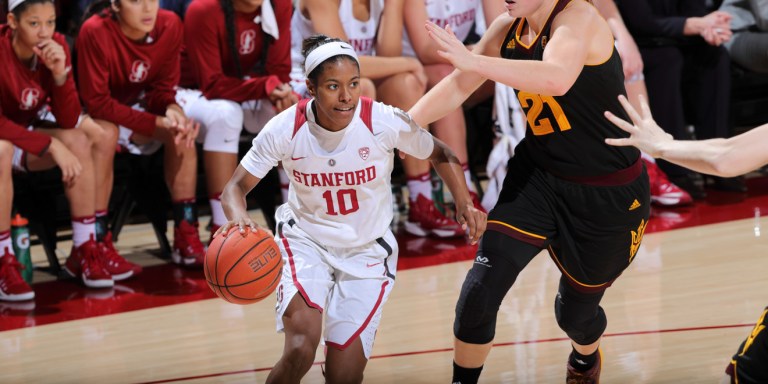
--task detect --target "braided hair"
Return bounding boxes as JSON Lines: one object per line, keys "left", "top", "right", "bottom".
{"left": 219, "top": 0, "right": 243, "bottom": 78}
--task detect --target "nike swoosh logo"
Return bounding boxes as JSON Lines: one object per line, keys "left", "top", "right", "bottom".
{"left": 291, "top": 156, "right": 306, "bottom": 161}
{"left": 366, "top": 262, "right": 382, "bottom": 268}
{"left": 224, "top": 138, "right": 238, "bottom": 143}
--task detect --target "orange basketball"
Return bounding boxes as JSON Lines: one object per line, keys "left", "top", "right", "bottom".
{"left": 204, "top": 227, "right": 283, "bottom": 305}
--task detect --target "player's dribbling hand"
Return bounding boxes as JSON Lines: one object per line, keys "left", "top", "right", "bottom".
{"left": 604, "top": 94, "right": 672, "bottom": 158}
{"left": 48, "top": 138, "right": 83, "bottom": 186}
{"left": 425, "top": 22, "right": 474, "bottom": 72}
{"left": 215, "top": 217, "right": 272, "bottom": 238}
{"left": 455, "top": 198, "right": 487, "bottom": 245}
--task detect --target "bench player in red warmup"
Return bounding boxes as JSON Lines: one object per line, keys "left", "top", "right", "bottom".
{"left": 78, "top": 0, "right": 202, "bottom": 267}
{"left": 1, "top": 0, "right": 140, "bottom": 291}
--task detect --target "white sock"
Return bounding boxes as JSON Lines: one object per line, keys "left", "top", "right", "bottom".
{"left": 407, "top": 173, "right": 432, "bottom": 201}
{"left": 71, "top": 216, "right": 96, "bottom": 247}
{"left": 0, "top": 231, "right": 12, "bottom": 256}
{"left": 209, "top": 196, "right": 226, "bottom": 227}
{"left": 464, "top": 168, "right": 476, "bottom": 193}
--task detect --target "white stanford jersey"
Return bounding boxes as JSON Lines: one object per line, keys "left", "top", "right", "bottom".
{"left": 289, "top": 0, "right": 383, "bottom": 85}
{"left": 402, "top": 0, "right": 479, "bottom": 58}
{"left": 241, "top": 97, "right": 434, "bottom": 248}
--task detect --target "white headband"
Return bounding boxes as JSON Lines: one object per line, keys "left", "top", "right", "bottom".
{"left": 303, "top": 41, "right": 359, "bottom": 78}
{"left": 9, "top": 0, "right": 25, "bottom": 11}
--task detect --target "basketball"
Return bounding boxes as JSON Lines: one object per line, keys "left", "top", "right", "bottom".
{"left": 204, "top": 227, "right": 283, "bottom": 305}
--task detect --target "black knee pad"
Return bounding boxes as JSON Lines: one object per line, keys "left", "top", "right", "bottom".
{"left": 454, "top": 271, "right": 497, "bottom": 344}
{"left": 554, "top": 291, "right": 607, "bottom": 345}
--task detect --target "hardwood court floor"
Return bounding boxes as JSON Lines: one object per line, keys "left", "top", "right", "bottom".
{"left": 2, "top": 179, "right": 768, "bottom": 383}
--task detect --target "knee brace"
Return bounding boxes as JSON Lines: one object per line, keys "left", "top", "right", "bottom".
{"left": 554, "top": 290, "right": 607, "bottom": 345}
{"left": 454, "top": 270, "right": 499, "bottom": 344}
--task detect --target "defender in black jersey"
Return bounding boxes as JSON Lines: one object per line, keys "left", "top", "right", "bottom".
{"left": 409, "top": 0, "right": 650, "bottom": 383}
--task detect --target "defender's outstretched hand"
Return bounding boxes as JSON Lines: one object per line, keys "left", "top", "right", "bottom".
{"left": 425, "top": 22, "right": 475, "bottom": 72}
{"left": 604, "top": 94, "right": 673, "bottom": 158}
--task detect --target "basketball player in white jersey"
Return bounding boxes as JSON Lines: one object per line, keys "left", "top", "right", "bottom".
{"left": 217, "top": 35, "right": 487, "bottom": 383}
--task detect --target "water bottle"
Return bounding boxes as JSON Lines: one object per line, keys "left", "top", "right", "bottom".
{"left": 11, "top": 214, "right": 32, "bottom": 284}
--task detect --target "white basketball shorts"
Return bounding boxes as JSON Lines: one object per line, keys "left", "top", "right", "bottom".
{"left": 273, "top": 206, "right": 398, "bottom": 359}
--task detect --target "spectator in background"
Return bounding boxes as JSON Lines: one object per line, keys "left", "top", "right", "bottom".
{"left": 2, "top": 0, "right": 139, "bottom": 292}
{"left": 77, "top": 0, "right": 203, "bottom": 268}
{"left": 181, "top": 0, "right": 296, "bottom": 238}
{"left": 615, "top": 0, "right": 744, "bottom": 198}
{"left": 594, "top": 0, "right": 693, "bottom": 207}
{"left": 720, "top": 0, "right": 768, "bottom": 73}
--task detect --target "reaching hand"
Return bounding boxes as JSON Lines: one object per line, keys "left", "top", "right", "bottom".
{"left": 425, "top": 22, "right": 475, "bottom": 72}
{"left": 455, "top": 199, "right": 487, "bottom": 245}
{"left": 48, "top": 138, "right": 83, "bottom": 186}
{"left": 604, "top": 94, "right": 672, "bottom": 158}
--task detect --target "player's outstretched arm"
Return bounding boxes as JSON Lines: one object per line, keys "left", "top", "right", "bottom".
{"left": 605, "top": 94, "right": 768, "bottom": 177}
{"left": 218, "top": 165, "right": 263, "bottom": 237}
{"left": 428, "top": 137, "right": 487, "bottom": 244}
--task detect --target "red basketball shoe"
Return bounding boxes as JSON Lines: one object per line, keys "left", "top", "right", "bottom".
{"left": 99, "top": 231, "right": 141, "bottom": 279}
{"left": 0, "top": 248, "right": 34, "bottom": 301}
{"left": 644, "top": 159, "right": 692, "bottom": 206}
{"left": 566, "top": 349, "right": 602, "bottom": 384}
{"left": 404, "top": 194, "right": 464, "bottom": 238}
{"left": 64, "top": 238, "right": 114, "bottom": 288}
{"left": 470, "top": 191, "right": 487, "bottom": 213}
{"left": 172, "top": 221, "right": 205, "bottom": 267}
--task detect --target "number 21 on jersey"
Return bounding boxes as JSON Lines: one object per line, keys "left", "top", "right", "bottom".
{"left": 517, "top": 91, "right": 572, "bottom": 136}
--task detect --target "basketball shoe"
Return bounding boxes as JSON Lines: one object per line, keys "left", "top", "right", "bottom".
{"left": 566, "top": 349, "right": 602, "bottom": 384}
{"left": 469, "top": 191, "right": 487, "bottom": 213}
{"left": 64, "top": 237, "right": 114, "bottom": 288}
{"left": 98, "top": 231, "right": 141, "bottom": 279}
{"left": 172, "top": 220, "right": 205, "bottom": 267}
{"left": 404, "top": 195, "right": 464, "bottom": 238}
{"left": 644, "top": 159, "right": 693, "bottom": 206}
{"left": 0, "top": 248, "right": 34, "bottom": 301}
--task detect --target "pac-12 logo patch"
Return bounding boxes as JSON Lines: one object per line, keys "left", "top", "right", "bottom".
{"left": 359, "top": 147, "right": 370, "bottom": 160}
{"left": 240, "top": 30, "right": 257, "bottom": 54}
{"left": 19, "top": 88, "right": 41, "bottom": 111}
{"left": 129, "top": 60, "right": 151, "bottom": 83}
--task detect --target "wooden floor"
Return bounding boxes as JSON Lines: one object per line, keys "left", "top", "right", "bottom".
{"left": 2, "top": 189, "right": 768, "bottom": 383}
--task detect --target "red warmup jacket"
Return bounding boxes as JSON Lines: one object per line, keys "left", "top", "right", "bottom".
{"left": 0, "top": 25, "right": 80, "bottom": 156}
{"left": 182, "top": 0, "right": 292, "bottom": 103}
{"left": 77, "top": 9, "right": 182, "bottom": 137}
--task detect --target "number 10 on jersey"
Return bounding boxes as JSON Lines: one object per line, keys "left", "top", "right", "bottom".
{"left": 322, "top": 189, "right": 360, "bottom": 215}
